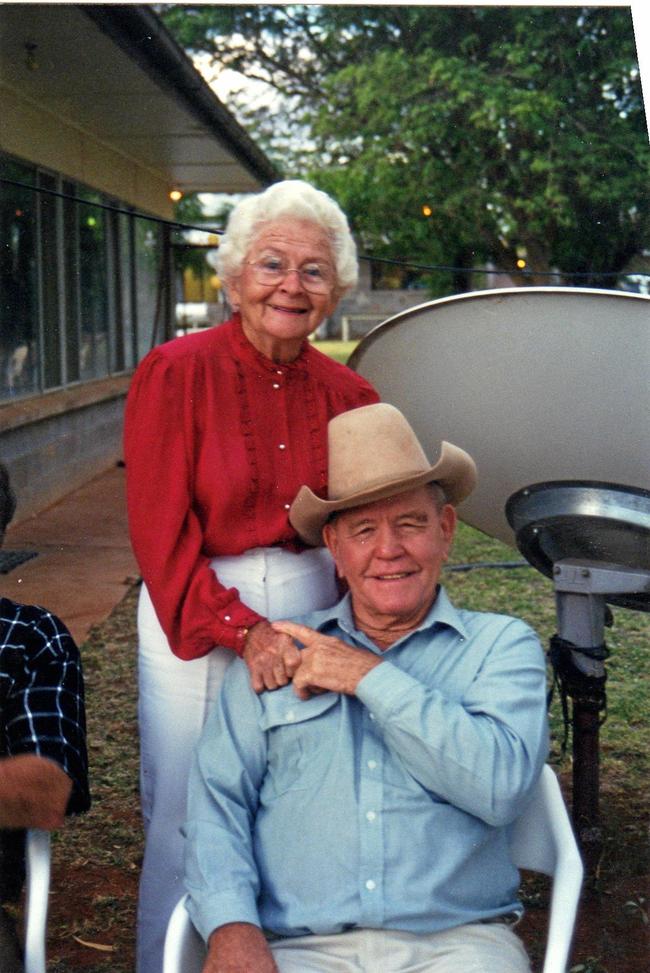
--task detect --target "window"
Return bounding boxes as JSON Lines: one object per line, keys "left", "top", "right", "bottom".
{"left": 0, "top": 158, "right": 39, "bottom": 399}
{"left": 0, "top": 151, "right": 169, "bottom": 404}
{"left": 119, "top": 212, "right": 137, "bottom": 370}
{"left": 38, "top": 171, "right": 63, "bottom": 389}
{"left": 78, "top": 189, "right": 109, "bottom": 381}
{"left": 135, "top": 217, "right": 164, "bottom": 360}
{"left": 62, "top": 179, "right": 81, "bottom": 384}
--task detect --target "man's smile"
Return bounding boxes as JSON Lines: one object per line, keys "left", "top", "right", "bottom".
{"left": 371, "top": 570, "right": 417, "bottom": 581}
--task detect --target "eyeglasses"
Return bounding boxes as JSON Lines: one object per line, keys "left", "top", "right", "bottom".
{"left": 245, "top": 256, "right": 335, "bottom": 294}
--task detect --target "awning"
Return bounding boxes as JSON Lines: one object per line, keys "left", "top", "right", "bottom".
{"left": 0, "top": 3, "right": 280, "bottom": 195}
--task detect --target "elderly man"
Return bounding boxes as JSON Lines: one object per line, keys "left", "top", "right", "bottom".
{"left": 0, "top": 464, "right": 90, "bottom": 969}
{"left": 184, "top": 404, "right": 549, "bottom": 973}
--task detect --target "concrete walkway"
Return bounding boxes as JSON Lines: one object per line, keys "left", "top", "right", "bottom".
{"left": 2, "top": 464, "right": 139, "bottom": 644}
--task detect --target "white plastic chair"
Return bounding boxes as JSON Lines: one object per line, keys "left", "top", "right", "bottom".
{"left": 163, "top": 893, "right": 205, "bottom": 973}
{"left": 163, "top": 766, "right": 583, "bottom": 973}
{"left": 510, "top": 765, "right": 583, "bottom": 973}
{"left": 24, "top": 828, "right": 51, "bottom": 973}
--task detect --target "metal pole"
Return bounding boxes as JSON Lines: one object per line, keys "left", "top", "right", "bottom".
{"left": 572, "top": 703, "right": 601, "bottom": 843}
{"left": 554, "top": 578, "right": 607, "bottom": 869}
{"left": 553, "top": 561, "right": 650, "bottom": 870}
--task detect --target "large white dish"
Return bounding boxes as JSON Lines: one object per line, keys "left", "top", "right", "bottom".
{"left": 349, "top": 288, "right": 650, "bottom": 550}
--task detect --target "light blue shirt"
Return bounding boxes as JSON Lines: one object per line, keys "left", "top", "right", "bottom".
{"left": 184, "top": 587, "right": 549, "bottom": 942}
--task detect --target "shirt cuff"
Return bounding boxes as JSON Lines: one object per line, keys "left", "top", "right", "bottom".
{"left": 355, "top": 661, "right": 422, "bottom": 720}
{"left": 213, "top": 608, "right": 265, "bottom": 654}
{"left": 186, "top": 889, "right": 261, "bottom": 943}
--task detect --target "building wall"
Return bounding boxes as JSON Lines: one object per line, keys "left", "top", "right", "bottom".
{"left": 2, "top": 378, "right": 129, "bottom": 523}
{"left": 0, "top": 47, "right": 173, "bottom": 519}
{"left": 0, "top": 144, "right": 168, "bottom": 521}
{"left": 0, "top": 84, "right": 173, "bottom": 219}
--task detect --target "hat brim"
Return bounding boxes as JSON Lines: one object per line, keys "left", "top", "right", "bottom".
{"left": 289, "top": 441, "right": 477, "bottom": 547}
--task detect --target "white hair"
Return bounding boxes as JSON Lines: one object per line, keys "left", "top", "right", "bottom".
{"left": 216, "top": 180, "right": 359, "bottom": 294}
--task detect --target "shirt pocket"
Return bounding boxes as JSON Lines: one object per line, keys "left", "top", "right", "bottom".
{"left": 259, "top": 691, "right": 339, "bottom": 799}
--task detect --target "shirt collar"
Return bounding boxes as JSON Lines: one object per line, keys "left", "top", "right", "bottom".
{"left": 315, "top": 585, "right": 469, "bottom": 646}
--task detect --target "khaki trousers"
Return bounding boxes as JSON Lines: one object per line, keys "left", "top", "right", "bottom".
{"left": 270, "top": 923, "right": 532, "bottom": 973}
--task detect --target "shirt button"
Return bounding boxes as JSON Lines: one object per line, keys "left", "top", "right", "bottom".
{"left": 272, "top": 383, "right": 280, "bottom": 389}
{"left": 224, "top": 615, "right": 231, "bottom": 621}
{"left": 365, "top": 879, "right": 376, "bottom": 891}
{"left": 285, "top": 710, "right": 295, "bottom": 722}
{"left": 278, "top": 443, "right": 286, "bottom": 450}
{"left": 366, "top": 810, "right": 376, "bottom": 822}
{"left": 276, "top": 369, "right": 283, "bottom": 375}
{"left": 367, "top": 760, "right": 377, "bottom": 770}
{"left": 284, "top": 503, "right": 291, "bottom": 510}
{"left": 369, "top": 713, "right": 376, "bottom": 721}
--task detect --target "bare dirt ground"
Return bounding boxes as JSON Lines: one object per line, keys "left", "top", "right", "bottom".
{"left": 28, "top": 582, "right": 648, "bottom": 973}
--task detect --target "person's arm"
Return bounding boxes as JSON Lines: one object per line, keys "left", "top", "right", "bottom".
{"left": 124, "top": 351, "right": 265, "bottom": 661}
{"left": 3, "top": 605, "right": 90, "bottom": 815}
{"left": 274, "top": 618, "right": 548, "bottom": 826}
{"left": 0, "top": 754, "right": 72, "bottom": 829}
{"left": 202, "top": 923, "right": 278, "bottom": 973}
{"left": 353, "top": 618, "right": 549, "bottom": 825}
{"left": 184, "top": 662, "right": 268, "bottom": 945}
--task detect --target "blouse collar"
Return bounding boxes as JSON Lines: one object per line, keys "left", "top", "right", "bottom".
{"left": 230, "top": 313, "right": 310, "bottom": 374}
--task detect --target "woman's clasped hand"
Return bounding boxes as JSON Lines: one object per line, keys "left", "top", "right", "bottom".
{"left": 242, "top": 620, "right": 302, "bottom": 694}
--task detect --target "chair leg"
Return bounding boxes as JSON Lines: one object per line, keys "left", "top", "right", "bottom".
{"left": 24, "top": 830, "right": 50, "bottom": 973}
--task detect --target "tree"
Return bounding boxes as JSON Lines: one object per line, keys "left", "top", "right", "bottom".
{"left": 172, "top": 193, "right": 212, "bottom": 279}
{"left": 161, "top": 4, "right": 649, "bottom": 293}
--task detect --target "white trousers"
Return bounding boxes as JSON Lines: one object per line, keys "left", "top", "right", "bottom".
{"left": 136, "top": 546, "right": 338, "bottom": 973}
{"left": 270, "top": 923, "right": 531, "bottom": 973}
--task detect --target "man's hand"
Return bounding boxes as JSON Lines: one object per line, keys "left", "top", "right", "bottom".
{"left": 272, "top": 621, "right": 381, "bottom": 700}
{"left": 202, "top": 922, "right": 278, "bottom": 973}
{"left": 0, "top": 754, "right": 72, "bottom": 829}
{"left": 243, "top": 621, "right": 302, "bottom": 694}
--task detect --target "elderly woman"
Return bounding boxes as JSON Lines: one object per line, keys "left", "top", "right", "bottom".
{"left": 123, "top": 180, "right": 379, "bottom": 973}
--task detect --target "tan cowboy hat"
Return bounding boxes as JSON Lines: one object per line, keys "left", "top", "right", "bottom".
{"left": 290, "top": 403, "right": 478, "bottom": 546}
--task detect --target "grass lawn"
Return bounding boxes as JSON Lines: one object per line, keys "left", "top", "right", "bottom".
{"left": 311, "top": 338, "right": 360, "bottom": 364}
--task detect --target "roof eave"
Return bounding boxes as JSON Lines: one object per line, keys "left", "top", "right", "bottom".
{"left": 79, "top": 3, "right": 281, "bottom": 190}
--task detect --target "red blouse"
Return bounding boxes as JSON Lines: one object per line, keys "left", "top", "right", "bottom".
{"left": 123, "top": 315, "right": 379, "bottom": 661}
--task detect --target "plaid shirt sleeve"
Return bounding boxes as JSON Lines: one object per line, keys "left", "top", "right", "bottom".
{"left": 0, "top": 598, "right": 91, "bottom": 814}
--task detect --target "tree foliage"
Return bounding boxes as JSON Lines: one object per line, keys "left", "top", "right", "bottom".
{"left": 161, "top": 4, "right": 649, "bottom": 291}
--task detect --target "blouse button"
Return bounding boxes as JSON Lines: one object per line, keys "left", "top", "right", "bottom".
{"left": 224, "top": 615, "right": 231, "bottom": 621}
{"left": 272, "top": 383, "right": 281, "bottom": 389}
{"left": 278, "top": 443, "right": 286, "bottom": 450}
{"left": 284, "top": 503, "right": 291, "bottom": 510}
